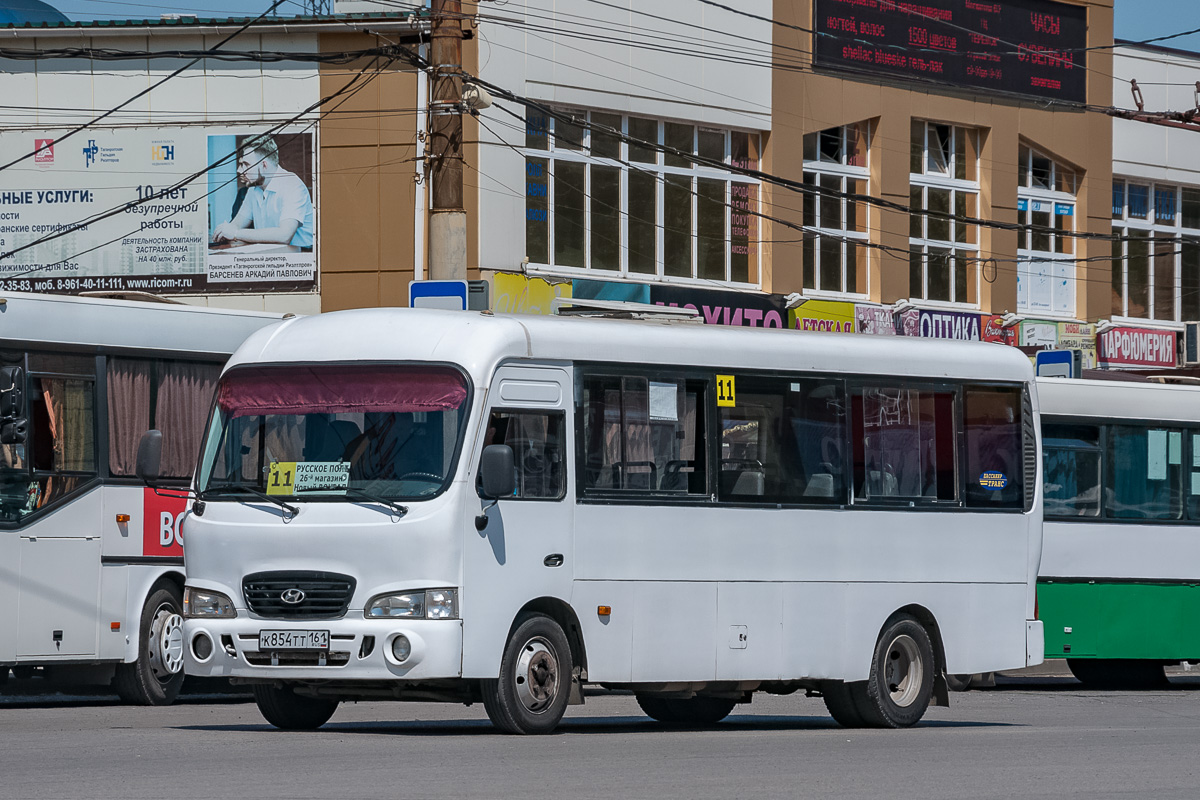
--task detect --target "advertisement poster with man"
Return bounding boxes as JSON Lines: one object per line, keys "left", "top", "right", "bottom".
{"left": 0, "top": 126, "right": 316, "bottom": 295}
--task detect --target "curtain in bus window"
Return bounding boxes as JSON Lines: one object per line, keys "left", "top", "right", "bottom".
{"left": 218, "top": 365, "right": 467, "bottom": 417}
{"left": 38, "top": 378, "right": 96, "bottom": 473}
{"left": 107, "top": 358, "right": 152, "bottom": 477}
{"left": 963, "top": 386, "right": 1023, "bottom": 508}
{"left": 156, "top": 362, "right": 221, "bottom": 479}
{"left": 856, "top": 387, "right": 956, "bottom": 501}
{"left": 1105, "top": 426, "right": 1183, "bottom": 519}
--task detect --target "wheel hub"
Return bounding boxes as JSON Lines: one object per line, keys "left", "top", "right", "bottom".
{"left": 148, "top": 604, "right": 184, "bottom": 682}
{"left": 513, "top": 637, "right": 559, "bottom": 713}
{"left": 884, "top": 634, "right": 923, "bottom": 708}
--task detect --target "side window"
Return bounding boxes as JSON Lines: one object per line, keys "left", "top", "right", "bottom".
{"left": 1105, "top": 425, "right": 1183, "bottom": 520}
{"left": 580, "top": 374, "right": 706, "bottom": 496}
{"left": 851, "top": 385, "right": 957, "bottom": 503}
{"left": 1189, "top": 432, "right": 1200, "bottom": 520}
{"left": 1042, "top": 423, "right": 1101, "bottom": 517}
{"left": 482, "top": 410, "right": 566, "bottom": 500}
{"left": 717, "top": 375, "right": 846, "bottom": 504}
{"left": 25, "top": 376, "right": 97, "bottom": 515}
{"left": 964, "top": 385, "right": 1024, "bottom": 509}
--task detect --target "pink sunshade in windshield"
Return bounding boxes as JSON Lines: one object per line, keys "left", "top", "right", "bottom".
{"left": 217, "top": 365, "right": 468, "bottom": 417}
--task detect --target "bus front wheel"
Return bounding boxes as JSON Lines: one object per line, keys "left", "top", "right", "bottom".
{"left": 636, "top": 694, "right": 737, "bottom": 726}
{"left": 113, "top": 585, "right": 185, "bottom": 705}
{"left": 482, "top": 613, "right": 573, "bottom": 735}
{"left": 253, "top": 684, "right": 339, "bottom": 730}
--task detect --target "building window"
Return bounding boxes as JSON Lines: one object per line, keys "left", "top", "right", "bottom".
{"left": 1016, "top": 145, "right": 1078, "bottom": 316}
{"left": 523, "top": 107, "right": 762, "bottom": 284}
{"left": 1111, "top": 177, "right": 1200, "bottom": 321}
{"left": 909, "top": 121, "right": 979, "bottom": 304}
{"left": 801, "top": 123, "right": 869, "bottom": 295}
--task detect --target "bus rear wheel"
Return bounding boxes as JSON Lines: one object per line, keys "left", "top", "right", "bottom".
{"left": 851, "top": 614, "right": 936, "bottom": 728}
{"left": 482, "top": 613, "right": 573, "bottom": 735}
{"left": 636, "top": 694, "right": 737, "bottom": 726}
{"left": 113, "top": 585, "right": 185, "bottom": 706}
{"left": 253, "top": 684, "right": 339, "bottom": 730}
{"left": 1067, "top": 659, "right": 1168, "bottom": 689}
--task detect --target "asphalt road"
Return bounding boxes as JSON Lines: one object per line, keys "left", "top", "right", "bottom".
{"left": 2, "top": 671, "right": 1200, "bottom": 800}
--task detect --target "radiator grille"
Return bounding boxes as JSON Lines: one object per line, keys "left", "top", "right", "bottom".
{"left": 242, "top": 571, "right": 356, "bottom": 619}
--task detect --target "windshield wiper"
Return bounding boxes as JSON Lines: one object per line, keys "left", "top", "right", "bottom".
{"left": 202, "top": 485, "right": 298, "bottom": 518}
{"left": 344, "top": 487, "right": 409, "bottom": 518}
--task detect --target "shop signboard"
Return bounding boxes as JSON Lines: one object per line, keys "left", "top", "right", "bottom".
{"left": 0, "top": 126, "right": 316, "bottom": 295}
{"left": 1020, "top": 320, "right": 1059, "bottom": 348}
{"left": 652, "top": 284, "right": 787, "bottom": 328}
{"left": 916, "top": 308, "right": 980, "bottom": 341}
{"left": 1097, "top": 326, "right": 1178, "bottom": 368}
{"left": 855, "top": 304, "right": 896, "bottom": 335}
{"left": 492, "top": 272, "right": 571, "bottom": 315}
{"left": 789, "top": 299, "right": 857, "bottom": 332}
{"left": 1057, "top": 321, "right": 1097, "bottom": 369}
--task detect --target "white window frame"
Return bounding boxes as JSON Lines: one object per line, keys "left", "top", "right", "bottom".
{"left": 521, "top": 108, "right": 763, "bottom": 287}
{"left": 801, "top": 123, "right": 870, "bottom": 298}
{"left": 909, "top": 122, "right": 980, "bottom": 307}
{"left": 1111, "top": 177, "right": 1200, "bottom": 324}
{"left": 1016, "top": 145, "right": 1078, "bottom": 318}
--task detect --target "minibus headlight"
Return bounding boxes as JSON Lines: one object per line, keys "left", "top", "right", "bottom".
{"left": 183, "top": 587, "right": 236, "bottom": 619}
{"left": 366, "top": 589, "right": 458, "bottom": 619}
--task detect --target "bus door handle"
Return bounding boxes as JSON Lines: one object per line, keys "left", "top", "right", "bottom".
{"left": 543, "top": 553, "right": 564, "bottom": 568}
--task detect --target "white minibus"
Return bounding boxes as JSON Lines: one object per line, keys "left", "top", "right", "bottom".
{"left": 0, "top": 292, "right": 282, "bottom": 702}
{"left": 168, "top": 308, "right": 1043, "bottom": 732}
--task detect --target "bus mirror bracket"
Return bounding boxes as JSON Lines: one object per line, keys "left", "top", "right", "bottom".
{"left": 136, "top": 429, "right": 163, "bottom": 485}
{"left": 0, "top": 365, "right": 24, "bottom": 421}
{"left": 476, "top": 444, "right": 516, "bottom": 531}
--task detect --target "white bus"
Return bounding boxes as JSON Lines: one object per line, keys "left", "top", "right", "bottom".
{"left": 167, "top": 308, "right": 1043, "bottom": 733}
{"left": 0, "top": 292, "right": 282, "bottom": 703}
{"left": 1039, "top": 376, "right": 1200, "bottom": 687}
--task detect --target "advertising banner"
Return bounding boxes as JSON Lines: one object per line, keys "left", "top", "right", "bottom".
{"left": 1020, "top": 320, "right": 1059, "bottom": 348}
{"left": 652, "top": 284, "right": 787, "bottom": 328}
{"left": 789, "top": 299, "right": 857, "bottom": 332}
{"left": 915, "top": 308, "right": 981, "bottom": 341}
{"left": 1057, "top": 321, "right": 1097, "bottom": 369}
{"left": 492, "top": 272, "right": 571, "bottom": 315}
{"left": 981, "top": 314, "right": 1016, "bottom": 345}
{"left": 855, "top": 304, "right": 897, "bottom": 335}
{"left": 1098, "top": 326, "right": 1178, "bottom": 368}
{"left": 0, "top": 126, "right": 316, "bottom": 295}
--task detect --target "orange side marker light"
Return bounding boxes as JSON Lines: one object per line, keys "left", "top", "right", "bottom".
{"left": 116, "top": 514, "right": 130, "bottom": 523}
{"left": 597, "top": 606, "right": 611, "bottom": 617}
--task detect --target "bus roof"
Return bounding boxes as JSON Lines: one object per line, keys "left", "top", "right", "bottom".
{"left": 1038, "top": 376, "right": 1200, "bottom": 424}
{"left": 231, "top": 307, "right": 1035, "bottom": 384}
{"left": 0, "top": 292, "right": 287, "bottom": 357}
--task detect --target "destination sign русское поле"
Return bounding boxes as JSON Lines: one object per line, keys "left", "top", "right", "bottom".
{"left": 813, "top": 0, "right": 1087, "bottom": 103}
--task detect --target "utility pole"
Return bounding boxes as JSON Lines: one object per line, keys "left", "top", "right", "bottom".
{"left": 428, "top": 0, "right": 466, "bottom": 281}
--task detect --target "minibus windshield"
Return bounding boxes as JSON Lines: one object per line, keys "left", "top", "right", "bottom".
{"left": 197, "top": 364, "right": 469, "bottom": 502}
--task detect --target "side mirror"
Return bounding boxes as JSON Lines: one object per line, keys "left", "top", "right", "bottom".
{"left": 0, "top": 365, "right": 24, "bottom": 420}
{"left": 0, "top": 418, "right": 27, "bottom": 445}
{"left": 480, "top": 444, "right": 516, "bottom": 499}
{"left": 136, "top": 430, "right": 163, "bottom": 484}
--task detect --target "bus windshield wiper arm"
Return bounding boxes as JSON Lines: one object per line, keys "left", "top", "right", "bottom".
{"left": 208, "top": 485, "right": 298, "bottom": 517}
{"left": 344, "top": 487, "right": 409, "bottom": 518}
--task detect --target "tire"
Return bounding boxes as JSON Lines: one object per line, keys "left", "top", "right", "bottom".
{"left": 944, "top": 673, "right": 974, "bottom": 692}
{"left": 482, "top": 613, "right": 573, "bottom": 735}
{"left": 636, "top": 694, "right": 737, "bottom": 726}
{"left": 822, "top": 681, "right": 866, "bottom": 727}
{"left": 113, "top": 585, "right": 185, "bottom": 705}
{"left": 1067, "top": 659, "right": 1168, "bottom": 689}
{"left": 853, "top": 614, "right": 936, "bottom": 728}
{"left": 253, "top": 684, "right": 339, "bottom": 730}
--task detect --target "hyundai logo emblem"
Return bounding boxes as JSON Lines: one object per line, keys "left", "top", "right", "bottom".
{"left": 280, "top": 588, "right": 306, "bottom": 605}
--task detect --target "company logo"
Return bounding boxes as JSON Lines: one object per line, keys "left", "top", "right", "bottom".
{"left": 979, "top": 471, "right": 1009, "bottom": 490}
{"left": 280, "top": 588, "right": 306, "bottom": 605}
{"left": 83, "top": 139, "right": 99, "bottom": 168}
{"left": 151, "top": 143, "right": 176, "bottom": 164}
{"left": 34, "top": 138, "right": 54, "bottom": 165}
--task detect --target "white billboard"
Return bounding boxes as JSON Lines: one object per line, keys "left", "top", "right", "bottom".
{"left": 0, "top": 125, "right": 316, "bottom": 295}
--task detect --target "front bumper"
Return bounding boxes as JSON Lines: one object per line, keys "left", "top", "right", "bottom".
{"left": 183, "top": 617, "right": 463, "bottom": 681}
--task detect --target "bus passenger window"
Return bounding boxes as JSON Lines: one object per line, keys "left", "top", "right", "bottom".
{"left": 964, "top": 386, "right": 1023, "bottom": 509}
{"left": 480, "top": 410, "right": 565, "bottom": 500}
{"left": 1042, "top": 423, "right": 1100, "bottom": 517}
{"left": 717, "top": 375, "right": 846, "bottom": 505}
{"left": 580, "top": 375, "right": 705, "bottom": 496}
{"left": 852, "top": 386, "right": 956, "bottom": 503}
{"left": 1105, "top": 426, "right": 1183, "bottom": 520}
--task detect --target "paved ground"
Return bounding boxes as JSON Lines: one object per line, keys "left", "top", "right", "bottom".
{"left": 3, "top": 665, "right": 1200, "bottom": 799}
